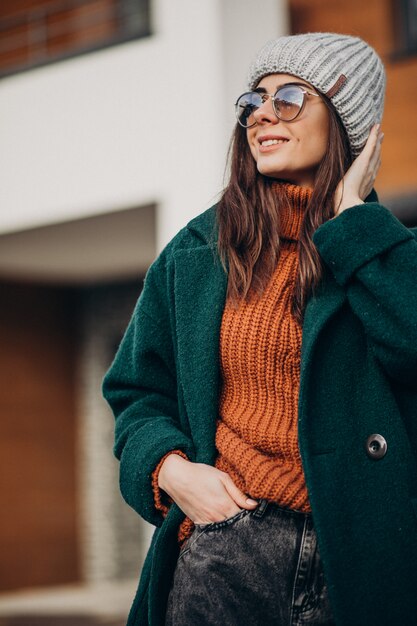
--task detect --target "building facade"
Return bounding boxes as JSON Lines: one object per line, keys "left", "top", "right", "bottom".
{"left": 0, "top": 0, "right": 415, "bottom": 597}
{"left": 0, "top": 0, "right": 286, "bottom": 592}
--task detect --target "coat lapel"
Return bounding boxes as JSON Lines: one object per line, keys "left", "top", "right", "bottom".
{"left": 174, "top": 245, "right": 227, "bottom": 464}
{"left": 298, "top": 188, "right": 377, "bottom": 389}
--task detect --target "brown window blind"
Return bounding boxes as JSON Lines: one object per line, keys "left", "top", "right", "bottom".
{"left": 0, "top": 0, "right": 151, "bottom": 79}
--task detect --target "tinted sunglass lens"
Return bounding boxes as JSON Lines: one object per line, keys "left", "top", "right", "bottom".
{"left": 235, "top": 93, "right": 262, "bottom": 127}
{"left": 273, "top": 86, "right": 304, "bottom": 121}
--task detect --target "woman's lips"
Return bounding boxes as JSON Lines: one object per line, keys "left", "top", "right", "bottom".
{"left": 258, "top": 138, "right": 289, "bottom": 153}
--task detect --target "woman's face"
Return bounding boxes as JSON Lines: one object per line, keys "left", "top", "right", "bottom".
{"left": 246, "top": 73, "right": 329, "bottom": 188}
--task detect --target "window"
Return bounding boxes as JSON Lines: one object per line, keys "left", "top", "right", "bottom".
{"left": 0, "top": 0, "right": 151, "bottom": 79}
{"left": 392, "top": 0, "right": 417, "bottom": 58}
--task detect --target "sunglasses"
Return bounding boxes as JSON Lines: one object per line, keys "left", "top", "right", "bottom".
{"left": 235, "top": 83, "right": 321, "bottom": 128}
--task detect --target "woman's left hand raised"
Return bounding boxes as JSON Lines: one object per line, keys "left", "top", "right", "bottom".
{"left": 334, "top": 124, "right": 384, "bottom": 217}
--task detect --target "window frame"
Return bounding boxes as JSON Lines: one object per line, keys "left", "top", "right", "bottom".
{"left": 391, "top": 0, "right": 417, "bottom": 60}
{"left": 0, "top": 0, "right": 152, "bottom": 80}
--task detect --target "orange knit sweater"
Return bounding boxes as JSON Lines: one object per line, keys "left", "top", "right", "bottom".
{"left": 152, "top": 183, "right": 312, "bottom": 543}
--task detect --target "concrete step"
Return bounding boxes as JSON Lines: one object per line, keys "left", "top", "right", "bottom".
{"left": 0, "top": 580, "right": 138, "bottom": 626}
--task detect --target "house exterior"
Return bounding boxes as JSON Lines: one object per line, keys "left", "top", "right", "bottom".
{"left": 0, "top": 0, "right": 415, "bottom": 598}
{"left": 0, "top": 0, "right": 286, "bottom": 592}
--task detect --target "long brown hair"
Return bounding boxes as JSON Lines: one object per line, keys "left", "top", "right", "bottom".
{"left": 217, "top": 95, "right": 352, "bottom": 324}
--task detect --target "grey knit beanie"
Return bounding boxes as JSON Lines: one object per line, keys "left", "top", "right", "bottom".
{"left": 247, "top": 32, "right": 386, "bottom": 157}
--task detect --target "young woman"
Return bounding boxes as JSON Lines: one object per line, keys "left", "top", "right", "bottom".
{"left": 103, "top": 33, "right": 417, "bottom": 626}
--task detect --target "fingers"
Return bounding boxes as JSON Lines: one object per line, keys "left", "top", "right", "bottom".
{"left": 354, "top": 124, "right": 382, "bottom": 198}
{"left": 168, "top": 463, "right": 259, "bottom": 524}
{"left": 333, "top": 123, "right": 383, "bottom": 214}
{"left": 366, "top": 126, "right": 383, "bottom": 190}
{"left": 361, "top": 123, "right": 382, "bottom": 159}
{"left": 370, "top": 126, "right": 384, "bottom": 161}
{"left": 371, "top": 125, "right": 384, "bottom": 159}
{"left": 221, "top": 473, "right": 259, "bottom": 509}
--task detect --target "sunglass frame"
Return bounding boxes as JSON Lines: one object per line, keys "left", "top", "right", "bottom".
{"left": 235, "top": 84, "right": 321, "bottom": 128}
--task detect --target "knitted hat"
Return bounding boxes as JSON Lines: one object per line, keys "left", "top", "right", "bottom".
{"left": 247, "top": 32, "right": 386, "bottom": 157}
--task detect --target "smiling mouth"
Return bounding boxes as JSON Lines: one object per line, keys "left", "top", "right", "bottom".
{"left": 260, "top": 138, "right": 289, "bottom": 146}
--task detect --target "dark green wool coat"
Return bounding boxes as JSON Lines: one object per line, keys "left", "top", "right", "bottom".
{"left": 103, "top": 193, "right": 417, "bottom": 626}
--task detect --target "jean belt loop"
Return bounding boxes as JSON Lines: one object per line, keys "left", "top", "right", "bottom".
{"left": 253, "top": 498, "right": 269, "bottom": 518}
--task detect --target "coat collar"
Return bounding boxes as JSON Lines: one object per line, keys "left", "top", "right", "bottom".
{"left": 186, "top": 204, "right": 219, "bottom": 245}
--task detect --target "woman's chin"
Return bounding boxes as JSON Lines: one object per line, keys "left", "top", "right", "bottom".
{"left": 257, "top": 164, "right": 292, "bottom": 180}
{"left": 256, "top": 165, "right": 315, "bottom": 188}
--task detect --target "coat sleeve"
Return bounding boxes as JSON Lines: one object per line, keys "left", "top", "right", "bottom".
{"left": 313, "top": 202, "right": 417, "bottom": 385}
{"left": 102, "top": 243, "right": 196, "bottom": 526}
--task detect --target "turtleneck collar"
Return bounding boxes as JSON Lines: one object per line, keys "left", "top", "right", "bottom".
{"left": 273, "top": 181, "right": 312, "bottom": 242}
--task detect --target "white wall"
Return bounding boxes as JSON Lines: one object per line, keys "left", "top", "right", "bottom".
{"left": 0, "top": 0, "right": 287, "bottom": 256}
{"left": 0, "top": 0, "right": 290, "bottom": 590}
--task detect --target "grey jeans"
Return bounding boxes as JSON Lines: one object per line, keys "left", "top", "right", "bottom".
{"left": 165, "top": 499, "right": 335, "bottom": 625}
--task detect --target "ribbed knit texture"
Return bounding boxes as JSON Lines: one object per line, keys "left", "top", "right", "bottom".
{"left": 152, "top": 449, "right": 189, "bottom": 517}
{"left": 153, "top": 182, "right": 311, "bottom": 544}
{"left": 215, "top": 182, "right": 311, "bottom": 516}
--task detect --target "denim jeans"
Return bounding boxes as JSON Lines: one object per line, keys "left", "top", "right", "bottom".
{"left": 165, "top": 499, "right": 335, "bottom": 625}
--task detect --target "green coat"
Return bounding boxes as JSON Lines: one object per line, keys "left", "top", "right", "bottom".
{"left": 103, "top": 194, "right": 417, "bottom": 626}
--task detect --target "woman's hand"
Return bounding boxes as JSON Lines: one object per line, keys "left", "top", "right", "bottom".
{"left": 158, "top": 454, "right": 259, "bottom": 524}
{"left": 334, "top": 124, "right": 384, "bottom": 217}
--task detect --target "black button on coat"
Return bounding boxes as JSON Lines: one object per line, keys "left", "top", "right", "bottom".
{"left": 365, "top": 434, "right": 388, "bottom": 459}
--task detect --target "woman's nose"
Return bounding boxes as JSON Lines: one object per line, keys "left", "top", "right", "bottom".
{"left": 252, "top": 96, "right": 279, "bottom": 124}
